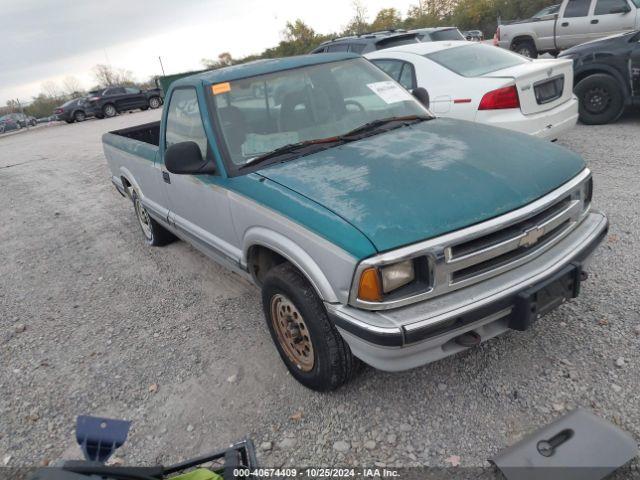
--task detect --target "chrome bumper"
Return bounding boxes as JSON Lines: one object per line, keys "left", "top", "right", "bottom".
{"left": 327, "top": 211, "right": 608, "bottom": 371}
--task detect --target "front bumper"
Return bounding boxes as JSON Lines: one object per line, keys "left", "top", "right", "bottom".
{"left": 475, "top": 96, "right": 579, "bottom": 141}
{"left": 327, "top": 211, "right": 608, "bottom": 371}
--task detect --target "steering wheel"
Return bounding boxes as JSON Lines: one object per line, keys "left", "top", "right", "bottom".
{"left": 344, "top": 99, "right": 365, "bottom": 113}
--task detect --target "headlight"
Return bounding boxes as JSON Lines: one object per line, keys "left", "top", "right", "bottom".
{"left": 355, "top": 257, "right": 430, "bottom": 303}
{"left": 381, "top": 260, "right": 415, "bottom": 293}
{"left": 583, "top": 177, "right": 593, "bottom": 208}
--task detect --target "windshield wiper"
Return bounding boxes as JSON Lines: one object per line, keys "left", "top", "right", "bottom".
{"left": 240, "top": 137, "right": 342, "bottom": 170}
{"left": 341, "top": 114, "right": 432, "bottom": 139}
{"left": 239, "top": 115, "right": 432, "bottom": 171}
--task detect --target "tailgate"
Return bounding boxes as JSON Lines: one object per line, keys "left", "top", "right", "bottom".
{"left": 483, "top": 59, "right": 574, "bottom": 115}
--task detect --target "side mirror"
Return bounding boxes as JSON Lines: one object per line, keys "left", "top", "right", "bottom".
{"left": 412, "top": 87, "right": 430, "bottom": 110}
{"left": 165, "top": 141, "right": 215, "bottom": 175}
{"left": 610, "top": 4, "right": 631, "bottom": 13}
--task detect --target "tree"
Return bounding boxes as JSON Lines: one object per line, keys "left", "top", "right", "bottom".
{"left": 370, "top": 8, "right": 402, "bottom": 32}
{"left": 41, "top": 80, "right": 61, "bottom": 100}
{"left": 92, "top": 64, "right": 135, "bottom": 88}
{"left": 218, "top": 52, "right": 233, "bottom": 66}
{"left": 344, "top": 0, "right": 369, "bottom": 35}
{"left": 62, "top": 76, "right": 83, "bottom": 97}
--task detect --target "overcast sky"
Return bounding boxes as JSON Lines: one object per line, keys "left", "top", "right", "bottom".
{"left": 0, "top": 0, "right": 418, "bottom": 105}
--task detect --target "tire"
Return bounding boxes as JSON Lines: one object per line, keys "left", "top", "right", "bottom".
{"left": 131, "top": 189, "right": 175, "bottom": 246}
{"left": 103, "top": 104, "right": 117, "bottom": 118}
{"left": 148, "top": 96, "right": 161, "bottom": 109}
{"left": 575, "top": 74, "right": 625, "bottom": 125}
{"left": 512, "top": 40, "right": 538, "bottom": 59}
{"left": 261, "top": 262, "right": 360, "bottom": 391}
{"left": 74, "top": 110, "right": 86, "bottom": 122}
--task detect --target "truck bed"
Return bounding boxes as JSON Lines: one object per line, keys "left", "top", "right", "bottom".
{"left": 109, "top": 121, "right": 160, "bottom": 146}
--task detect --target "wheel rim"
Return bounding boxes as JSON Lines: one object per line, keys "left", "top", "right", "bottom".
{"left": 105, "top": 105, "right": 116, "bottom": 116}
{"left": 270, "top": 293, "right": 315, "bottom": 372}
{"left": 150, "top": 98, "right": 160, "bottom": 108}
{"left": 134, "top": 195, "right": 153, "bottom": 240}
{"left": 518, "top": 47, "right": 531, "bottom": 57}
{"left": 584, "top": 87, "right": 611, "bottom": 114}
{"left": 76, "top": 112, "right": 85, "bottom": 121}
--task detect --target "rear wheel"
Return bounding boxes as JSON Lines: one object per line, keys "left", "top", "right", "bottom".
{"left": 74, "top": 110, "right": 86, "bottom": 122}
{"left": 131, "top": 189, "right": 175, "bottom": 246}
{"left": 261, "top": 263, "right": 360, "bottom": 391}
{"left": 512, "top": 40, "right": 538, "bottom": 58}
{"left": 148, "top": 96, "right": 161, "bottom": 109}
{"left": 103, "top": 104, "right": 117, "bottom": 118}
{"left": 575, "top": 74, "right": 625, "bottom": 125}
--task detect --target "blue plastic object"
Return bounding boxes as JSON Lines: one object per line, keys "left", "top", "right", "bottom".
{"left": 76, "top": 415, "right": 131, "bottom": 463}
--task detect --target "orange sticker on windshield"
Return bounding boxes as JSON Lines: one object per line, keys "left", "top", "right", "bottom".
{"left": 211, "top": 82, "right": 231, "bottom": 95}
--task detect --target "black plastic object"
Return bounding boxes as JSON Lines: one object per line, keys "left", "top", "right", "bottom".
{"left": 76, "top": 415, "right": 131, "bottom": 463}
{"left": 490, "top": 408, "right": 638, "bottom": 480}
{"left": 510, "top": 263, "right": 581, "bottom": 332}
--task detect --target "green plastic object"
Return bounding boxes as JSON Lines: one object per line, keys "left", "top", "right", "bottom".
{"left": 170, "top": 468, "right": 223, "bottom": 480}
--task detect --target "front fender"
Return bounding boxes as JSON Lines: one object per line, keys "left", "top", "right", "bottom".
{"left": 242, "top": 227, "right": 340, "bottom": 303}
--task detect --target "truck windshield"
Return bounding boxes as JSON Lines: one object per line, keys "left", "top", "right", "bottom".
{"left": 211, "top": 58, "right": 428, "bottom": 166}
{"left": 426, "top": 44, "right": 529, "bottom": 77}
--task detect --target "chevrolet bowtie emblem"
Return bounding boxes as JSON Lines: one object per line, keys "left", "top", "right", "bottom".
{"left": 520, "top": 226, "right": 546, "bottom": 248}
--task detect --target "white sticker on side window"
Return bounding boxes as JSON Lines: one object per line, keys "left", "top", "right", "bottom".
{"left": 366, "top": 81, "right": 414, "bottom": 104}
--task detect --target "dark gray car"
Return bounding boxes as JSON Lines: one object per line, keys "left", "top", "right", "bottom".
{"left": 311, "top": 31, "right": 420, "bottom": 54}
{"left": 54, "top": 97, "right": 97, "bottom": 123}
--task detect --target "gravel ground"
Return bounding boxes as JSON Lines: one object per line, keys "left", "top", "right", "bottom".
{"left": 1, "top": 110, "right": 639, "bottom": 473}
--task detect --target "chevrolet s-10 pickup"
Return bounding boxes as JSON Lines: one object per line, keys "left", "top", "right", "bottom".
{"left": 103, "top": 53, "right": 608, "bottom": 391}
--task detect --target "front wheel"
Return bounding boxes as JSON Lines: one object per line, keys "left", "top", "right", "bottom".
{"left": 512, "top": 40, "right": 538, "bottom": 59}
{"left": 262, "top": 263, "right": 360, "bottom": 391}
{"left": 131, "top": 189, "right": 175, "bottom": 246}
{"left": 575, "top": 74, "right": 625, "bottom": 125}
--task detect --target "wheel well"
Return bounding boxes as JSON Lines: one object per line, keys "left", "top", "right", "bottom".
{"left": 511, "top": 35, "right": 535, "bottom": 48}
{"left": 120, "top": 177, "right": 132, "bottom": 197}
{"left": 575, "top": 69, "right": 629, "bottom": 99}
{"left": 247, "top": 245, "right": 288, "bottom": 285}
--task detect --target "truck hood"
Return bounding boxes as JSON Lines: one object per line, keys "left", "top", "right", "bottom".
{"left": 256, "top": 119, "right": 585, "bottom": 253}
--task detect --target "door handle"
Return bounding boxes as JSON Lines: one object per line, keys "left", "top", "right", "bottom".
{"left": 162, "top": 171, "right": 171, "bottom": 184}
{"left": 591, "top": 19, "right": 599, "bottom": 24}
{"left": 561, "top": 22, "right": 569, "bottom": 26}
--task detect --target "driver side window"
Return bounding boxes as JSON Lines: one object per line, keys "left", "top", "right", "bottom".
{"left": 165, "top": 88, "right": 208, "bottom": 159}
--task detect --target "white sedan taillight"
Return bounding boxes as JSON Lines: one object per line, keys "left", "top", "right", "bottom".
{"left": 478, "top": 85, "right": 520, "bottom": 110}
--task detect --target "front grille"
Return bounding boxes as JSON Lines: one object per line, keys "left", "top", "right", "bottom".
{"left": 446, "top": 194, "right": 581, "bottom": 285}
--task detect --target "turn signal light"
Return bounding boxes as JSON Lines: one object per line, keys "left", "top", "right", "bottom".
{"left": 358, "top": 268, "right": 382, "bottom": 302}
{"left": 478, "top": 85, "right": 520, "bottom": 110}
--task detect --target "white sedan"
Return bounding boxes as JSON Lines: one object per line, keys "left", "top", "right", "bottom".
{"left": 365, "top": 41, "right": 579, "bottom": 140}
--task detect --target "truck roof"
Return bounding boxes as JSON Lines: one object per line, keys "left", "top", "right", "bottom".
{"left": 172, "top": 53, "right": 360, "bottom": 89}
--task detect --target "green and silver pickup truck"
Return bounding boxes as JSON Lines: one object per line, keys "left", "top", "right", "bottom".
{"left": 103, "top": 53, "right": 608, "bottom": 391}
